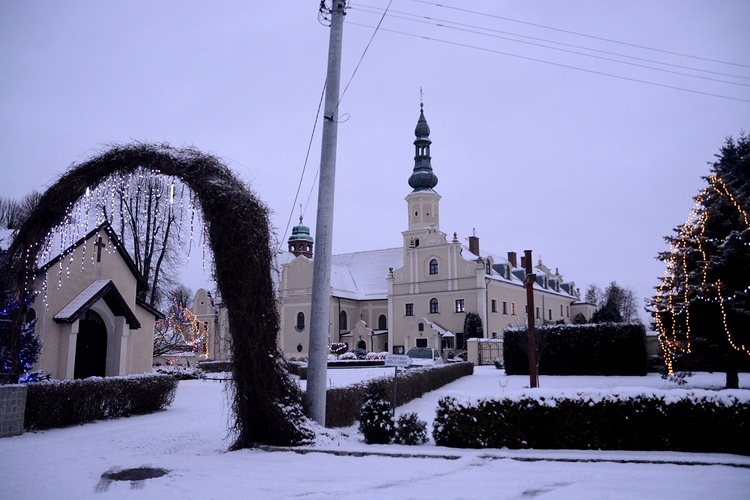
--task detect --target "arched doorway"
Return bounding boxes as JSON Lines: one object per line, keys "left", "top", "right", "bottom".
{"left": 74, "top": 310, "right": 107, "bottom": 379}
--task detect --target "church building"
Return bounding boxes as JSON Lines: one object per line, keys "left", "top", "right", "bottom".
{"left": 27, "top": 223, "right": 160, "bottom": 379}
{"left": 278, "top": 105, "right": 595, "bottom": 359}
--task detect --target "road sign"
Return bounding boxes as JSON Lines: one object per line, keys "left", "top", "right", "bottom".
{"left": 385, "top": 354, "right": 412, "bottom": 367}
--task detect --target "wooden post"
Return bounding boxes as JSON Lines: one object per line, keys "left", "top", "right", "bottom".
{"left": 524, "top": 250, "right": 539, "bottom": 388}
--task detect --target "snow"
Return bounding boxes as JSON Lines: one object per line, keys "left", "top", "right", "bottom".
{"left": 1, "top": 367, "right": 749, "bottom": 499}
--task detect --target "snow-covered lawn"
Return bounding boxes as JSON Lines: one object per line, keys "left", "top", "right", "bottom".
{"left": 1, "top": 367, "right": 748, "bottom": 499}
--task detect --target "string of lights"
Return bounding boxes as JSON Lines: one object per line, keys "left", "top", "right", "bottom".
{"left": 654, "top": 175, "right": 750, "bottom": 375}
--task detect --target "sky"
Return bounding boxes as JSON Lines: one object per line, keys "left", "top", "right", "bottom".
{"left": 1, "top": 367, "right": 749, "bottom": 498}
{"left": 1, "top": 1, "right": 748, "bottom": 323}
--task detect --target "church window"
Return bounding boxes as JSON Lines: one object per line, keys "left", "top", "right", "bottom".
{"left": 455, "top": 299, "right": 465, "bottom": 313}
{"left": 560, "top": 305, "right": 564, "bottom": 317}
{"left": 416, "top": 338, "right": 428, "bottom": 348}
{"left": 429, "top": 259, "right": 439, "bottom": 275}
{"left": 297, "top": 344, "right": 303, "bottom": 353}
{"left": 566, "top": 306, "right": 570, "bottom": 317}
{"left": 510, "top": 302, "right": 516, "bottom": 315}
{"left": 296, "top": 312, "right": 305, "bottom": 331}
{"left": 418, "top": 322, "right": 424, "bottom": 332}
{"left": 405, "top": 303, "right": 414, "bottom": 316}
{"left": 339, "top": 310, "right": 348, "bottom": 331}
{"left": 548, "top": 309, "right": 552, "bottom": 320}
{"left": 502, "top": 301, "right": 508, "bottom": 315}
{"left": 536, "top": 307, "right": 540, "bottom": 319}
{"left": 486, "top": 261, "right": 491, "bottom": 274}
{"left": 491, "top": 299, "right": 497, "bottom": 313}
{"left": 429, "top": 298, "right": 439, "bottom": 314}
{"left": 378, "top": 314, "right": 387, "bottom": 330}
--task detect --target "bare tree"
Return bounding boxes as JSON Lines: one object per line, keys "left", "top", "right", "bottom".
{"left": 0, "top": 191, "right": 42, "bottom": 230}
{"left": 98, "top": 171, "right": 188, "bottom": 308}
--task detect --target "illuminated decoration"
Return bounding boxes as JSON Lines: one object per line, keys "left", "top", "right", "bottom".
{"left": 154, "top": 300, "right": 209, "bottom": 358}
{"left": 26, "top": 168, "right": 207, "bottom": 308}
{"left": 4, "top": 143, "right": 313, "bottom": 447}
{"left": 653, "top": 175, "right": 750, "bottom": 375}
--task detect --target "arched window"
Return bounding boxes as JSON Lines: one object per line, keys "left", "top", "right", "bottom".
{"left": 339, "top": 310, "right": 348, "bottom": 331}
{"left": 429, "top": 259, "right": 439, "bottom": 275}
{"left": 295, "top": 312, "right": 305, "bottom": 331}
{"left": 378, "top": 314, "right": 387, "bottom": 330}
{"left": 429, "top": 298, "right": 439, "bottom": 314}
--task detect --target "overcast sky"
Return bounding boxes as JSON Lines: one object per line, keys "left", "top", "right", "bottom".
{"left": 1, "top": 1, "right": 748, "bottom": 323}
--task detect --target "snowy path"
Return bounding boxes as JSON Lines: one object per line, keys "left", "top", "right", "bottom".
{"left": 1, "top": 368, "right": 749, "bottom": 499}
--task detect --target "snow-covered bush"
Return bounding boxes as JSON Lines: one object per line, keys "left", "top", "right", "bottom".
{"left": 25, "top": 373, "right": 177, "bottom": 430}
{"left": 433, "top": 389, "right": 750, "bottom": 454}
{"left": 338, "top": 352, "right": 357, "bottom": 361}
{"left": 365, "top": 351, "right": 387, "bottom": 361}
{"left": 352, "top": 348, "right": 368, "bottom": 360}
{"left": 154, "top": 364, "right": 206, "bottom": 380}
{"left": 394, "top": 412, "right": 428, "bottom": 445}
{"left": 358, "top": 385, "right": 394, "bottom": 444}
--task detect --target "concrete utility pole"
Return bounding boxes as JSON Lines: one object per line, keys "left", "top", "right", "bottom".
{"left": 306, "top": 0, "right": 346, "bottom": 425}
{"left": 524, "top": 249, "right": 539, "bottom": 388}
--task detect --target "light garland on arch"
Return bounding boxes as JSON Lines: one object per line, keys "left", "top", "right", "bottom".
{"left": 655, "top": 175, "right": 750, "bottom": 375}
{"left": 27, "top": 168, "right": 208, "bottom": 308}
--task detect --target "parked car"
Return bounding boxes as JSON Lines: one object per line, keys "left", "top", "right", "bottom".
{"left": 405, "top": 347, "right": 443, "bottom": 367}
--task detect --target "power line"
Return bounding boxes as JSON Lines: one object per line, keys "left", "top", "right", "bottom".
{"left": 354, "top": 4, "right": 750, "bottom": 82}
{"left": 344, "top": 20, "right": 750, "bottom": 103}
{"left": 408, "top": 0, "right": 750, "bottom": 69}
{"left": 280, "top": 1, "right": 393, "bottom": 252}
{"left": 277, "top": 80, "right": 327, "bottom": 253}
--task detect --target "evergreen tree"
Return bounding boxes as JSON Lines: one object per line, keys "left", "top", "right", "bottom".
{"left": 651, "top": 133, "right": 750, "bottom": 388}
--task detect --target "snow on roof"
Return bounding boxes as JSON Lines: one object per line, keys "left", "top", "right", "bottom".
{"left": 53, "top": 279, "right": 141, "bottom": 327}
{"left": 331, "top": 248, "right": 402, "bottom": 300}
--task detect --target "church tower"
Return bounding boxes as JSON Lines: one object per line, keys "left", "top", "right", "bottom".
{"left": 405, "top": 103, "right": 441, "bottom": 232}
{"left": 288, "top": 216, "right": 314, "bottom": 258}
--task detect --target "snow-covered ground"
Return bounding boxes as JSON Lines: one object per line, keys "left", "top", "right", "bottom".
{"left": 1, "top": 367, "right": 749, "bottom": 499}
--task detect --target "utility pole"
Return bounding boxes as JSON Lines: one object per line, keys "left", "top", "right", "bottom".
{"left": 306, "top": 0, "right": 346, "bottom": 425}
{"left": 524, "top": 249, "right": 539, "bottom": 388}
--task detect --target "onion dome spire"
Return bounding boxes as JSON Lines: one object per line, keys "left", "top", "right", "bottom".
{"left": 408, "top": 102, "right": 438, "bottom": 191}
{"left": 288, "top": 216, "right": 314, "bottom": 258}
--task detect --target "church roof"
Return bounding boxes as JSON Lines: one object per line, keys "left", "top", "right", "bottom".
{"left": 54, "top": 279, "right": 141, "bottom": 327}
{"left": 38, "top": 222, "right": 148, "bottom": 293}
{"left": 331, "top": 248, "right": 403, "bottom": 300}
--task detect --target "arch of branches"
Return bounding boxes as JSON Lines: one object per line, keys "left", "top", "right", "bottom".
{"left": 5, "top": 143, "right": 313, "bottom": 447}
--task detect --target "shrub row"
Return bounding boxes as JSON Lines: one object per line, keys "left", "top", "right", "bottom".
{"left": 504, "top": 323, "right": 648, "bottom": 376}
{"left": 24, "top": 373, "right": 178, "bottom": 430}
{"left": 433, "top": 389, "right": 750, "bottom": 455}
{"left": 196, "top": 360, "right": 233, "bottom": 373}
{"left": 320, "top": 362, "right": 474, "bottom": 428}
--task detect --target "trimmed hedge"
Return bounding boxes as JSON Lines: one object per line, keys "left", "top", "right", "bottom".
{"left": 433, "top": 389, "right": 750, "bottom": 455}
{"left": 24, "top": 373, "right": 178, "bottom": 430}
{"left": 504, "top": 323, "right": 648, "bottom": 376}
{"left": 320, "top": 362, "right": 474, "bottom": 428}
{"left": 196, "top": 360, "right": 233, "bottom": 373}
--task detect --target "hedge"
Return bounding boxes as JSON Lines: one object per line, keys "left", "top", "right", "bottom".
{"left": 504, "top": 323, "right": 648, "bottom": 376}
{"left": 433, "top": 388, "right": 750, "bottom": 455}
{"left": 24, "top": 373, "right": 178, "bottom": 430}
{"left": 319, "top": 362, "right": 474, "bottom": 428}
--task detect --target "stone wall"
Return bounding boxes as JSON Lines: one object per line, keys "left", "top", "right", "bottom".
{"left": 0, "top": 384, "right": 28, "bottom": 438}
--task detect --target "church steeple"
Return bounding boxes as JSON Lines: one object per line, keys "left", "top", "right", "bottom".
{"left": 288, "top": 216, "right": 314, "bottom": 258}
{"left": 405, "top": 102, "right": 441, "bottom": 232}
{"left": 408, "top": 102, "right": 438, "bottom": 192}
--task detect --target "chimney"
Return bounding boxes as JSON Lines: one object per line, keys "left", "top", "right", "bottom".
{"left": 520, "top": 255, "right": 526, "bottom": 269}
{"left": 468, "top": 228, "right": 480, "bottom": 256}
{"left": 507, "top": 251, "right": 517, "bottom": 268}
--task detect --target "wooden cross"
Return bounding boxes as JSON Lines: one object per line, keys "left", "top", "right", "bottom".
{"left": 95, "top": 236, "right": 106, "bottom": 262}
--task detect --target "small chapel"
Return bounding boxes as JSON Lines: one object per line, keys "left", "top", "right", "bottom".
{"left": 27, "top": 223, "right": 160, "bottom": 379}
{"left": 277, "top": 104, "right": 596, "bottom": 359}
